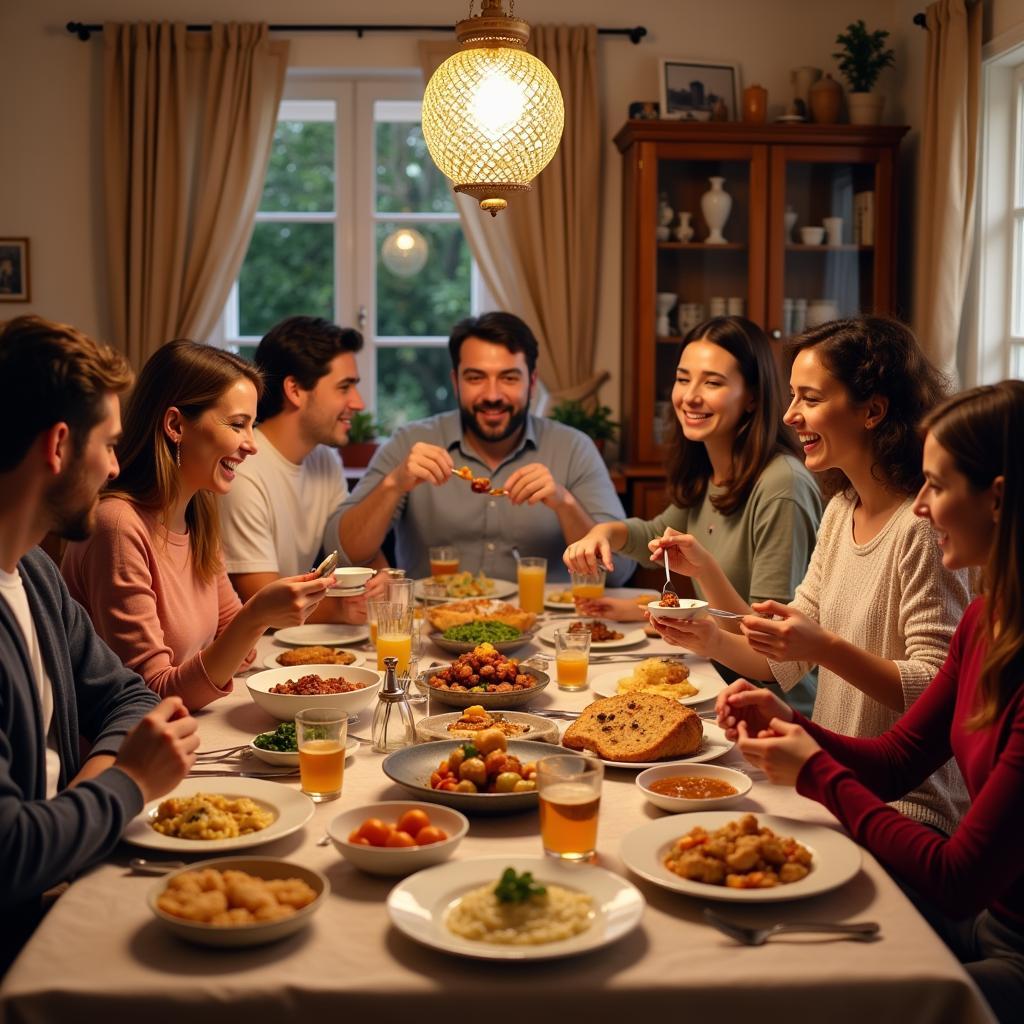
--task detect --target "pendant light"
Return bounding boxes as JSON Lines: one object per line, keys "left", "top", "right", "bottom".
{"left": 421, "top": 0, "right": 565, "bottom": 216}
{"left": 381, "top": 227, "right": 429, "bottom": 277}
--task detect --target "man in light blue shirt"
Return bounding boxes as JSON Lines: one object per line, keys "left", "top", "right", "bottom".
{"left": 338, "top": 313, "right": 632, "bottom": 584}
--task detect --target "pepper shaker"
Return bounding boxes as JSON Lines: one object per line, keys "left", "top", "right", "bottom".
{"left": 371, "top": 656, "right": 416, "bottom": 753}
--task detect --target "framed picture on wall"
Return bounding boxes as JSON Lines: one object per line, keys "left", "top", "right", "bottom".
{"left": 0, "top": 238, "right": 30, "bottom": 302}
{"left": 659, "top": 59, "right": 740, "bottom": 122}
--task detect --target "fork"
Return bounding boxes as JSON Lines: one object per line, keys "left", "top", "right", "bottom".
{"left": 703, "top": 908, "right": 880, "bottom": 946}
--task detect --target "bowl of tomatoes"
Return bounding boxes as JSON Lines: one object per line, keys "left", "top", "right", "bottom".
{"left": 326, "top": 801, "right": 469, "bottom": 876}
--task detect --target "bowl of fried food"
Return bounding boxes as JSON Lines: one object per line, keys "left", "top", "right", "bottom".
{"left": 417, "top": 643, "right": 549, "bottom": 708}
{"left": 148, "top": 857, "right": 329, "bottom": 947}
{"left": 646, "top": 597, "right": 709, "bottom": 622}
{"left": 245, "top": 665, "right": 381, "bottom": 721}
{"left": 326, "top": 801, "right": 469, "bottom": 875}
{"left": 416, "top": 705, "right": 559, "bottom": 745}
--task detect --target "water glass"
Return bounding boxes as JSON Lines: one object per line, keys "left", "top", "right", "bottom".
{"left": 386, "top": 577, "right": 416, "bottom": 609}
{"left": 554, "top": 629, "right": 590, "bottom": 691}
{"left": 537, "top": 755, "right": 603, "bottom": 862}
{"left": 428, "top": 545, "right": 460, "bottom": 577}
{"left": 296, "top": 709, "right": 347, "bottom": 803}
{"left": 517, "top": 556, "right": 547, "bottom": 614}
{"left": 367, "top": 599, "right": 388, "bottom": 649}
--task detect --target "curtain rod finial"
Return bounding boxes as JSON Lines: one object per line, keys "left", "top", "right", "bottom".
{"left": 66, "top": 21, "right": 93, "bottom": 40}
{"left": 629, "top": 26, "right": 647, "bottom": 44}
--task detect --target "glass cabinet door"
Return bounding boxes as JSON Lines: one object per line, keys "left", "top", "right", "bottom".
{"left": 768, "top": 146, "right": 892, "bottom": 341}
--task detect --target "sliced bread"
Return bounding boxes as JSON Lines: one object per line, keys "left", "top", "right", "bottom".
{"left": 562, "top": 693, "right": 702, "bottom": 763}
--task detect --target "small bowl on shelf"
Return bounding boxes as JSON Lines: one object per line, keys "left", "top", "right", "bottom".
{"left": 799, "top": 226, "right": 825, "bottom": 245}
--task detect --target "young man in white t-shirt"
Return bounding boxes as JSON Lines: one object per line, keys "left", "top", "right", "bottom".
{"left": 219, "top": 317, "right": 387, "bottom": 623}
{"left": 0, "top": 315, "right": 200, "bottom": 967}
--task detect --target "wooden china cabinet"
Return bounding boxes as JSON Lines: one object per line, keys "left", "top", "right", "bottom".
{"left": 613, "top": 120, "right": 908, "bottom": 523}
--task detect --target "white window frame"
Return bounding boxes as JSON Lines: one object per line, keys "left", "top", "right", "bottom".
{"left": 214, "top": 74, "right": 487, "bottom": 419}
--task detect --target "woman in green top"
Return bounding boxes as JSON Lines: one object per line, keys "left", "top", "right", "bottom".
{"left": 563, "top": 316, "right": 822, "bottom": 712}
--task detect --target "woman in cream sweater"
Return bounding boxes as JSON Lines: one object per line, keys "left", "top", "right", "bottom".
{"left": 652, "top": 317, "right": 970, "bottom": 835}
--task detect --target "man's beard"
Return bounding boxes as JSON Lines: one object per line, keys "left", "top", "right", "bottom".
{"left": 45, "top": 459, "right": 99, "bottom": 542}
{"left": 460, "top": 398, "right": 529, "bottom": 445}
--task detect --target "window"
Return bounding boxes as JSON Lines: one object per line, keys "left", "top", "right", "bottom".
{"left": 217, "top": 81, "right": 485, "bottom": 429}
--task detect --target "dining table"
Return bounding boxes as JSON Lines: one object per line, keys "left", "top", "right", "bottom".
{"left": 0, "top": 589, "right": 996, "bottom": 1024}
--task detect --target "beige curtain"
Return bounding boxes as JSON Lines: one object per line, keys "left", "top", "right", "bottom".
{"left": 913, "top": 0, "right": 981, "bottom": 381}
{"left": 418, "top": 27, "right": 604, "bottom": 402}
{"left": 104, "top": 23, "right": 288, "bottom": 366}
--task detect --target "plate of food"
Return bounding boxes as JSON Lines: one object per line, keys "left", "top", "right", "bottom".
{"left": 273, "top": 624, "right": 370, "bottom": 646}
{"left": 424, "top": 599, "right": 535, "bottom": 634}
{"left": 561, "top": 693, "right": 733, "bottom": 768}
{"left": 619, "top": 812, "right": 863, "bottom": 903}
{"left": 416, "top": 706, "right": 559, "bottom": 745}
{"left": 416, "top": 644, "right": 549, "bottom": 709}
{"left": 148, "top": 856, "right": 329, "bottom": 947}
{"left": 383, "top": 738, "right": 554, "bottom": 814}
{"left": 249, "top": 721, "right": 360, "bottom": 767}
{"left": 414, "top": 573, "right": 517, "bottom": 601}
{"left": 387, "top": 856, "right": 644, "bottom": 961}
{"left": 428, "top": 619, "right": 538, "bottom": 656}
{"left": 123, "top": 778, "right": 315, "bottom": 853}
{"left": 589, "top": 658, "right": 726, "bottom": 707}
{"left": 536, "top": 619, "right": 646, "bottom": 650}
{"left": 544, "top": 588, "right": 576, "bottom": 610}
{"left": 261, "top": 645, "right": 363, "bottom": 670}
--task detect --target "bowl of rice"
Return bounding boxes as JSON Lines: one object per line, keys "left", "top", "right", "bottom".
{"left": 245, "top": 665, "right": 381, "bottom": 721}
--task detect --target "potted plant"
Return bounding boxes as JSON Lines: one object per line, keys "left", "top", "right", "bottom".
{"left": 833, "top": 19, "right": 895, "bottom": 126}
{"left": 549, "top": 400, "right": 619, "bottom": 454}
{"left": 341, "top": 411, "right": 381, "bottom": 468}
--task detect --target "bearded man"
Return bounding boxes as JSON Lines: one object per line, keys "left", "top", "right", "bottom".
{"left": 338, "top": 312, "right": 631, "bottom": 583}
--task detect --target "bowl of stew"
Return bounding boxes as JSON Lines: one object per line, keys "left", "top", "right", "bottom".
{"left": 635, "top": 763, "right": 752, "bottom": 813}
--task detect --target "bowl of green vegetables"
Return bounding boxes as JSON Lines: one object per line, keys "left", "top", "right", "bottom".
{"left": 428, "top": 619, "right": 537, "bottom": 656}
{"left": 250, "top": 722, "right": 360, "bottom": 767}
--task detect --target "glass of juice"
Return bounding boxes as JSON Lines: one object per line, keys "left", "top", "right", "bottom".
{"left": 517, "top": 556, "right": 547, "bottom": 614}
{"left": 429, "top": 545, "right": 460, "bottom": 578}
{"left": 536, "top": 755, "right": 603, "bottom": 862}
{"left": 295, "top": 708, "right": 347, "bottom": 802}
{"left": 376, "top": 603, "right": 414, "bottom": 675}
{"left": 554, "top": 628, "right": 590, "bottom": 691}
{"left": 570, "top": 567, "right": 606, "bottom": 606}
{"left": 367, "top": 600, "right": 388, "bottom": 649}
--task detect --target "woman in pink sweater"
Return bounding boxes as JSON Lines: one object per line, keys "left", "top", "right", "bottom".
{"left": 63, "top": 341, "right": 333, "bottom": 710}
{"left": 717, "top": 381, "right": 1024, "bottom": 1022}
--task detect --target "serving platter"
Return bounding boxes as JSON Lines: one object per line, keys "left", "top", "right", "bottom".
{"left": 414, "top": 577, "right": 518, "bottom": 601}
{"left": 589, "top": 664, "right": 727, "bottom": 707}
{"left": 427, "top": 627, "right": 537, "bottom": 656}
{"left": 123, "top": 778, "right": 314, "bottom": 853}
{"left": 619, "top": 812, "right": 863, "bottom": 903}
{"left": 387, "top": 855, "right": 644, "bottom": 961}
{"left": 415, "top": 664, "right": 550, "bottom": 709}
{"left": 565, "top": 721, "right": 734, "bottom": 769}
{"left": 273, "top": 624, "right": 369, "bottom": 646}
{"left": 536, "top": 619, "right": 646, "bottom": 650}
{"left": 415, "top": 710, "right": 559, "bottom": 745}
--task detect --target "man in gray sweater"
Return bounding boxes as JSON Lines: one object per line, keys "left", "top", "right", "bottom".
{"left": 0, "top": 316, "right": 200, "bottom": 970}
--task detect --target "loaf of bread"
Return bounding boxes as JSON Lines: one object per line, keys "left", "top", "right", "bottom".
{"left": 562, "top": 693, "right": 703, "bottom": 763}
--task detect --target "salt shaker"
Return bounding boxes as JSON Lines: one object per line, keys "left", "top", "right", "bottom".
{"left": 371, "top": 656, "right": 416, "bottom": 753}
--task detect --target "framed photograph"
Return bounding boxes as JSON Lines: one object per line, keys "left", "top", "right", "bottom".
{"left": 659, "top": 59, "right": 740, "bottom": 122}
{"left": 0, "top": 238, "right": 29, "bottom": 302}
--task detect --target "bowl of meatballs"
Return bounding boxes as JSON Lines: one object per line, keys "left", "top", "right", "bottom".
{"left": 415, "top": 643, "right": 549, "bottom": 709}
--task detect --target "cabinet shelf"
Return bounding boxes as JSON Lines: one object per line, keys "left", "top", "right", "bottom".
{"left": 785, "top": 244, "right": 874, "bottom": 252}
{"left": 658, "top": 242, "right": 746, "bottom": 251}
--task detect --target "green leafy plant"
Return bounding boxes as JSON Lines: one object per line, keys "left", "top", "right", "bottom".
{"left": 833, "top": 20, "right": 895, "bottom": 93}
{"left": 345, "top": 410, "right": 380, "bottom": 444}
{"left": 549, "top": 400, "right": 620, "bottom": 444}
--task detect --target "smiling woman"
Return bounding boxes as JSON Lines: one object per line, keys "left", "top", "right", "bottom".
{"left": 61, "top": 341, "right": 334, "bottom": 710}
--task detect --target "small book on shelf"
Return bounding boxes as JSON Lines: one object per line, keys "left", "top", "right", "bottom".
{"left": 854, "top": 191, "right": 875, "bottom": 246}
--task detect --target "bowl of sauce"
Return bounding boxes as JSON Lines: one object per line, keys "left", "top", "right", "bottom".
{"left": 635, "top": 763, "right": 752, "bottom": 812}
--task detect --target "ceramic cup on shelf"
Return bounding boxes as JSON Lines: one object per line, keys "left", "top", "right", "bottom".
{"left": 727, "top": 296, "right": 744, "bottom": 316}
{"left": 807, "top": 299, "right": 840, "bottom": 328}
{"left": 656, "top": 292, "right": 677, "bottom": 336}
{"left": 823, "top": 216, "right": 844, "bottom": 246}
{"left": 800, "top": 226, "right": 825, "bottom": 246}
{"left": 709, "top": 296, "right": 727, "bottom": 317}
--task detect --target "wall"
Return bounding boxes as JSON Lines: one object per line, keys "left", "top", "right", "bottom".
{"left": 1, "top": 0, "right": 920, "bottom": 420}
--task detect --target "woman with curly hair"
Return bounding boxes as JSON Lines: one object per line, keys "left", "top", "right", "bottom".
{"left": 653, "top": 317, "right": 970, "bottom": 834}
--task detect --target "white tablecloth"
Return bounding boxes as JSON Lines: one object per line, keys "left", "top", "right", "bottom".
{"left": 0, "top": 593, "right": 994, "bottom": 1024}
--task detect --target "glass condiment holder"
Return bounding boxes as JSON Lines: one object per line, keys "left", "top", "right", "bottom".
{"left": 371, "top": 656, "right": 416, "bottom": 753}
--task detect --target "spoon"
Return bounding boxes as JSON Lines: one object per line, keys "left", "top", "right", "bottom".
{"left": 128, "top": 858, "right": 187, "bottom": 876}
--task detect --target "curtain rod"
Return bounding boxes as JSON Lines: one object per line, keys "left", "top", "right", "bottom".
{"left": 66, "top": 21, "right": 648, "bottom": 43}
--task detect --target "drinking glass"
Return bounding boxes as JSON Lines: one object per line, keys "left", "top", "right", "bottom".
{"left": 554, "top": 629, "right": 590, "bottom": 691}
{"left": 386, "top": 577, "right": 416, "bottom": 609}
{"left": 367, "top": 599, "right": 388, "bottom": 649}
{"left": 296, "top": 708, "right": 347, "bottom": 802}
{"left": 517, "top": 556, "right": 547, "bottom": 614}
{"left": 570, "top": 567, "right": 606, "bottom": 605}
{"left": 428, "top": 545, "right": 460, "bottom": 578}
{"left": 537, "top": 755, "right": 603, "bottom": 862}
{"left": 376, "top": 602, "right": 414, "bottom": 675}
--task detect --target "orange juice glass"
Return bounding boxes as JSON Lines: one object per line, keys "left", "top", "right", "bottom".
{"left": 570, "top": 567, "right": 606, "bottom": 604}
{"left": 517, "top": 556, "right": 547, "bottom": 614}
{"left": 374, "top": 603, "right": 414, "bottom": 674}
{"left": 367, "top": 600, "right": 388, "bottom": 649}
{"left": 554, "top": 629, "right": 591, "bottom": 691}
{"left": 295, "top": 709, "right": 347, "bottom": 802}
{"left": 537, "top": 755, "right": 603, "bottom": 861}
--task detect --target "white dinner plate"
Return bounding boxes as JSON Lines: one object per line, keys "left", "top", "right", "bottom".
{"left": 123, "top": 778, "right": 314, "bottom": 853}
{"left": 544, "top": 590, "right": 577, "bottom": 611}
{"left": 536, "top": 620, "right": 647, "bottom": 650}
{"left": 589, "top": 664, "right": 727, "bottom": 707}
{"left": 273, "top": 624, "right": 369, "bottom": 646}
{"left": 414, "top": 577, "right": 518, "bottom": 601}
{"left": 261, "top": 647, "right": 366, "bottom": 670}
{"left": 620, "top": 812, "right": 862, "bottom": 903}
{"left": 567, "top": 721, "right": 734, "bottom": 769}
{"left": 387, "top": 855, "right": 644, "bottom": 961}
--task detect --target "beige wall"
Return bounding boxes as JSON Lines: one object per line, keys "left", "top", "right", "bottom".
{"left": 1, "top": 0, "right": 923, "bottom": 418}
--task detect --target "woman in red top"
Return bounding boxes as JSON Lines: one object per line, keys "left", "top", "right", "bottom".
{"left": 715, "top": 380, "right": 1024, "bottom": 1023}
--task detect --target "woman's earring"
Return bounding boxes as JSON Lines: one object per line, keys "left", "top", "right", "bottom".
{"left": 175, "top": 441, "right": 182, "bottom": 468}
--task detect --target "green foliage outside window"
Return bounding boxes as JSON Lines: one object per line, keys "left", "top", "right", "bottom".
{"left": 377, "top": 346, "right": 454, "bottom": 434}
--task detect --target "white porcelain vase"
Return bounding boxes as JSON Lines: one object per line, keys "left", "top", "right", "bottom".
{"left": 701, "top": 177, "right": 732, "bottom": 244}
{"left": 674, "top": 211, "right": 694, "bottom": 243}
{"left": 656, "top": 292, "right": 677, "bottom": 336}
{"left": 784, "top": 206, "right": 798, "bottom": 242}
